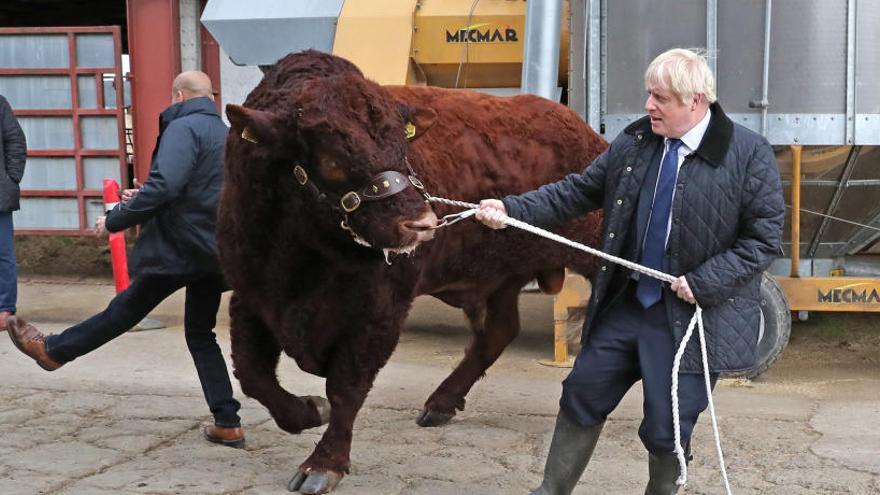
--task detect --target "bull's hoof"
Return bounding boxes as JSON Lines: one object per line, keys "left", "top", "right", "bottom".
{"left": 303, "top": 396, "right": 331, "bottom": 425}
{"left": 416, "top": 407, "right": 455, "bottom": 427}
{"left": 288, "top": 468, "right": 343, "bottom": 494}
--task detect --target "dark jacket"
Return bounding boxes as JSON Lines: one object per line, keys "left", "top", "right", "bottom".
{"left": 503, "top": 103, "right": 785, "bottom": 373}
{"left": 106, "top": 96, "right": 228, "bottom": 277}
{"left": 0, "top": 95, "right": 27, "bottom": 212}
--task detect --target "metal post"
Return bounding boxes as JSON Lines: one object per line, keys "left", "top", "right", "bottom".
{"left": 521, "top": 0, "right": 563, "bottom": 99}
{"left": 567, "top": 0, "right": 586, "bottom": 120}
{"left": 790, "top": 145, "right": 802, "bottom": 278}
{"left": 706, "top": 0, "right": 717, "bottom": 78}
{"left": 600, "top": 0, "right": 607, "bottom": 128}
{"left": 586, "top": 0, "right": 601, "bottom": 130}
{"left": 760, "top": 0, "right": 772, "bottom": 137}
{"left": 845, "top": 0, "right": 857, "bottom": 144}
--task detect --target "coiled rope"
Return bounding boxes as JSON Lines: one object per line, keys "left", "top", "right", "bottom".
{"left": 427, "top": 196, "right": 732, "bottom": 494}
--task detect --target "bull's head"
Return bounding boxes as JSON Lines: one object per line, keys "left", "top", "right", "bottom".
{"left": 226, "top": 72, "right": 439, "bottom": 261}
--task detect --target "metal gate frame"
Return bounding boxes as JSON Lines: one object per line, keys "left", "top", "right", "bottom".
{"left": 0, "top": 26, "right": 127, "bottom": 235}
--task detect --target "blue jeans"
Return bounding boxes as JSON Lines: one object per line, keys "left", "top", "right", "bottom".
{"left": 0, "top": 212, "right": 16, "bottom": 313}
{"left": 561, "top": 283, "right": 717, "bottom": 455}
{"left": 45, "top": 272, "right": 241, "bottom": 427}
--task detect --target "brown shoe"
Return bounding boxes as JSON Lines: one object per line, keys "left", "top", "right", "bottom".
{"left": 6, "top": 316, "right": 64, "bottom": 371}
{"left": 0, "top": 311, "right": 11, "bottom": 331}
{"left": 203, "top": 424, "right": 245, "bottom": 449}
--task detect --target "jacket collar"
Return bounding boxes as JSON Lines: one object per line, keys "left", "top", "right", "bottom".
{"left": 159, "top": 96, "right": 219, "bottom": 130}
{"left": 623, "top": 101, "right": 733, "bottom": 168}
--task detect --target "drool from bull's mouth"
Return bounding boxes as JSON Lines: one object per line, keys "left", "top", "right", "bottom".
{"left": 382, "top": 242, "right": 420, "bottom": 264}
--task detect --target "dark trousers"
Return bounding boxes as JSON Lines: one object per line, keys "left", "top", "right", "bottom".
{"left": 560, "top": 284, "right": 717, "bottom": 455}
{"left": 0, "top": 212, "right": 16, "bottom": 313}
{"left": 44, "top": 273, "right": 241, "bottom": 428}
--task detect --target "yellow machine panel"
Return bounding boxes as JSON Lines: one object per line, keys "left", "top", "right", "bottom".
{"left": 776, "top": 277, "right": 880, "bottom": 312}
{"left": 334, "top": 0, "right": 569, "bottom": 89}
{"left": 413, "top": 0, "right": 569, "bottom": 88}
{"left": 333, "top": 0, "right": 422, "bottom": 86}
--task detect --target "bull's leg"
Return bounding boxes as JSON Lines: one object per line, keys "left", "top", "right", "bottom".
{"left": 229, "top": 294, "right": 330, "bottom": 434}
{"left": 288, "top": 319, "right": 401, "bottom": 494}
{"left": 417, "top": 279, "right": 525, "bottom": 427}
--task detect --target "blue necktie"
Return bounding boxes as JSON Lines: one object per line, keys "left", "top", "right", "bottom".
{"left": 636, "top": 139, "right": 683, "bottom": 308}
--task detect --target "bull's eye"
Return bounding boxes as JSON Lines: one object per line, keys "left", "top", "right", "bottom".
{"left": 316, "top": 155, "right": 349, "bottom": 185}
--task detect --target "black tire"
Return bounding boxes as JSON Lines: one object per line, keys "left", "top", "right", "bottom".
{"left": 743, "top": 273, "right": 792, "bottom": 379}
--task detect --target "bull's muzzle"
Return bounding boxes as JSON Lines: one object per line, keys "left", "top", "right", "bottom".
{"left": 400, "top": 210, "right": 439, "bottom": 244}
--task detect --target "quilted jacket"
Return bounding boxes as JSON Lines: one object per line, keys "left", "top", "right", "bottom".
{"left": 502, "top": 102, "right": 785, "bottom": 373}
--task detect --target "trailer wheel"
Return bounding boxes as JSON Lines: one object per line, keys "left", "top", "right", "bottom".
{"left": 744, "top": 273, "right": 791, "bottom": 379}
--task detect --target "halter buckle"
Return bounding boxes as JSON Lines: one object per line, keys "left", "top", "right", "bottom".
{"left": 341, "top": 191, "right": 361, "bottom": 212}
{"left": 293, "top": 165, "right": 308, "bottom": 186}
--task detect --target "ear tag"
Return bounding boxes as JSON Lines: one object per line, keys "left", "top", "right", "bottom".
{"left": 241, "top": 127, "right": 258, "bottom": 144}
{"left": 405, "top": 122, "right": 416, "bottom": 140}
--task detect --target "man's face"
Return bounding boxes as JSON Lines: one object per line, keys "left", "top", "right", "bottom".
{"left": 644, "top": 85, "right": 698, "bottom": 138}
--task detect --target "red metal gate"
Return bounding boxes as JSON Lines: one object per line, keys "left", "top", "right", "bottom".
{"left": 0, "top": 26, "right": 127, "bottom": 235}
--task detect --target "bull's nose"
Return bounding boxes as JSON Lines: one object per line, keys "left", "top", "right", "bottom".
{"left": 401, "top": 211, "right": 439, "bottom": 232}
{"left": 400, "top": 211, "right": 439, "bottom": 242}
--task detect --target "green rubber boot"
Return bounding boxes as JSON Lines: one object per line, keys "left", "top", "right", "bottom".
{"left": 530, "top": 410, "right": 604, "bottom": 495}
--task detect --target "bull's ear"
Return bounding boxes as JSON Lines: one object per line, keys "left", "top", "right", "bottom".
{"left": 399, "top": 105, "right": 438, "bottom": 142}
{"left": 226, "top": 104, "right": 286, "bottom": 145}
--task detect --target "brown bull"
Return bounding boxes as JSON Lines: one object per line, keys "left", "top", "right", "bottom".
{"left": 218, "top": 50, "right": 606, "bottom": 493}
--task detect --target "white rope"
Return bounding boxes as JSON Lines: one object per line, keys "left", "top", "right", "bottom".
{"left": 428, "top": 196, "right": 732, "bottom": 494}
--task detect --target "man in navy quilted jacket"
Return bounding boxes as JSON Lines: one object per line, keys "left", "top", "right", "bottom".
{"left": 477, "top": 48, "right": 784, "bottom": 494}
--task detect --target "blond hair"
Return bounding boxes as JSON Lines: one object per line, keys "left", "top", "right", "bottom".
{"left": 644, "top": 48, "right": 716, "bottom": 105}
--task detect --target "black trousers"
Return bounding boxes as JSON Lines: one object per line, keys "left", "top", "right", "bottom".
{"left": 560, "top": 283, "right": 717, "bottom": 454}
{"left": 45, "top": 273, "right": 241, "bottom": 428}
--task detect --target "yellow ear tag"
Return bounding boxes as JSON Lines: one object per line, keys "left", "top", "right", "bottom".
{"left": 241, "top": 127, "right": 258, "bottom": 144}
{"left": 405, "top": 122, "right": 416, "bottom": 140}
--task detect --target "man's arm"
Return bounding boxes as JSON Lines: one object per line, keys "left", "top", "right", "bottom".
{"left": 685, "top": 140, "right": 785, "bottom": 307}
{"left": 1, "top": 96, "right": 27, "bottom": 183}
{"left": 105, "top": 121, "right": 198, "bottom": 232}
{"left": 500, "top": 142, "right": 614, "bottom": 228}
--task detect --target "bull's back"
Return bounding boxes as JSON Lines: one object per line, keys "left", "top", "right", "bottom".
{"left": 387, "top": 85, "right": 606, "bottom": 203}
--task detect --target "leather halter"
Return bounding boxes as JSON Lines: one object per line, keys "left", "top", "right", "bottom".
{"left": 292, "top": 162, "right": 428, "bottom": 215}
{"left": 290, "top": 159, "right": 431, "bottom": 247}
{"left": 292, "top": 156, "right": 430, "bottom": 217}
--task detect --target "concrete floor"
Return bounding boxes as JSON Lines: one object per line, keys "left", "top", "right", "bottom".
{"left": 1, "top": 277, "right": 878, "bottom": 494}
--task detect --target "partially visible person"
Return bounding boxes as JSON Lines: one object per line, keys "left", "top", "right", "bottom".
{"left": 477, "top": 48, "right": 784, "bottom": 494}
{"left": 0, "top": 94, "right": 26, "bottom": 331}
{"left": 6, "top": 71, "right": 245, "bottom": 449}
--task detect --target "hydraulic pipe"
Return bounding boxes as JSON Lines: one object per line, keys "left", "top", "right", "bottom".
{"left": 790, "top": 145, "right": 802, "bottom": 278}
